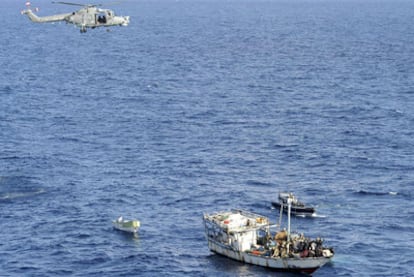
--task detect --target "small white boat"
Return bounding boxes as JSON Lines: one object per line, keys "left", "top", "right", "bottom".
{"left": 272, "top": 192, "right": 316, "bottom": 217}
{"left": 203, "top": 197, "right": 334, "bottom": 274}
{"left": 112, "top": 216, "right": 140, "bottom": 234}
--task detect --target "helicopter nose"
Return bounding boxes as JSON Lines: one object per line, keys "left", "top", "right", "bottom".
{"left": 122, "top": 16, "right": 130, "bottom": 26}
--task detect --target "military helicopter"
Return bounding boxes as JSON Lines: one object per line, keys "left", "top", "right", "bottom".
{"left": 21, "top": 1, "right": 130, "bottom": 33}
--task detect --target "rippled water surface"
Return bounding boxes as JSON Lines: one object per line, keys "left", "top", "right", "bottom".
{"left": 1, "top": 0, "right": 414, "bottom": 276}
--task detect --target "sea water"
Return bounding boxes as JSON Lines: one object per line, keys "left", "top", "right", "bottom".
{"left": 1, "top": 0, "right": 413, "bottom": 276}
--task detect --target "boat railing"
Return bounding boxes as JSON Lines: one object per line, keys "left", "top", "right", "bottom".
{"left": 230, "top": 209, "right": 269, "bottom": 223}
{"left": 204, "top": 209, "right": 270, "bottom": 234}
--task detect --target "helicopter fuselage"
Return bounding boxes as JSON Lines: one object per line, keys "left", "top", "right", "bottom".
{"left": 68, "top": 7, "right": 129, "bottom": 29}
{"left": 22, "top": 6, "right": 130, "bottom": 33}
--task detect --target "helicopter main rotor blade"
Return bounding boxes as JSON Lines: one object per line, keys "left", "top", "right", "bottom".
{"left": 103, "top": 1, "right": 123, "bottom": 6}
{"left": 51, "top": 1, "right": 124, "bottom": 7}
{"left": 52, "top": 2, "right": 87, "bottom": 6}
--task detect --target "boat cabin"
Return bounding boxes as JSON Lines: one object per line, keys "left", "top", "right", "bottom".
{"left": 204, "top": 210, "right": 269, "bottom": 251}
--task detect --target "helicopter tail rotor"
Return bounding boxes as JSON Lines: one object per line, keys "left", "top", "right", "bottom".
{"left": 21, "top": 1, "right": 39, "bottom": 14}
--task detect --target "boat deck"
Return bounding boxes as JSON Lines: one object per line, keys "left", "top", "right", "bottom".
{"left": 204, "top": 209, "right": 269, "bottom": 232}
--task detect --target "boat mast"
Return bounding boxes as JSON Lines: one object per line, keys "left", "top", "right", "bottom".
{"left": 278, "top": 202, "right": 283, "bottom": 230}
{"left": 287, "top": 196, "right": 292, "bottom": 253}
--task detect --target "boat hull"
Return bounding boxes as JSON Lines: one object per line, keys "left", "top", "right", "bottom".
{"left": 112, "top": 220, "right": 140, "bottom": 234}
{"left": 113, "top": 225, "right": 138, "bottom": 233}
{"left": 271, "top": 201, "right": 315, "bottom": 216}
{"left": 207, "top": 239, "right": 330, "bottom": 274}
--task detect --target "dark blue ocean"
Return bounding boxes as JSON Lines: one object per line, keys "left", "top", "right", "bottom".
{"left": 1, "top": 0, "right": 414, "bottom": 276}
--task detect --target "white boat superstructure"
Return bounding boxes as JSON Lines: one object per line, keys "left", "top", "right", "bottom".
{"left": 203, "top": 201, "right": 333, "bottom": 274}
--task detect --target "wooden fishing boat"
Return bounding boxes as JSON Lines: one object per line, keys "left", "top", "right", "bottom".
{"left": 203, "top": 198, "right": 333, "bottom": 274}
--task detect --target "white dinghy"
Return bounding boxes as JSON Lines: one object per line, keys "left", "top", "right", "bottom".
{"left": 112, "top": 216, "right": 140, "bottom": 234}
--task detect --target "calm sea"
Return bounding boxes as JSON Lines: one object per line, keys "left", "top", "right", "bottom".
{"left": 1, "top": 0, "right": 413, "bottom": 276}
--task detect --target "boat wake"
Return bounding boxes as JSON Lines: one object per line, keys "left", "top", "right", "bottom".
{"left": 0, "top": 176, "right": 45, "bottom": 202}
{"left": 294, "top": 213, "right": 327, "bottom": 218}
{"left": 356, "top": 190, "right": 397, "bottom": 196}
{"left": 0, "top": 189, "right": 45, "bottom": 200}
{"left": 310, "top": 213, "right": 326, "bottom": 218}
{"left": 354, "top": 190, "right": 406, "bottom": 197}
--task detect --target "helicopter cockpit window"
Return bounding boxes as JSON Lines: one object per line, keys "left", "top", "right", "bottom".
{"left": 97, "top": 13, "right": 106, "bottom": 24}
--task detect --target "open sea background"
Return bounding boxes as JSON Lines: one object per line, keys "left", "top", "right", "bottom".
{"left": 1, "top": 0, "right": 414, "bottom": 276}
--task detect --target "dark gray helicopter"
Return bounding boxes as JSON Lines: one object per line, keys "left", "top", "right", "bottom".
{"left": 22, "top": 1, "right": 130, "bottom": 33}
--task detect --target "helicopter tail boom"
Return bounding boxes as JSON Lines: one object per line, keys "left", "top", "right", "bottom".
{"left": 22, "top": 9, "right": 72, "bottom": 23}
